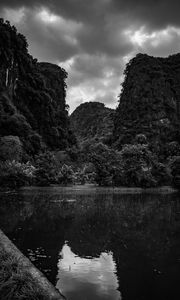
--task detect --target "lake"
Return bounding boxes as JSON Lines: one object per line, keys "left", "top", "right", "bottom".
{"left": 0, "top": 186, "right": 179, "bottom": 300}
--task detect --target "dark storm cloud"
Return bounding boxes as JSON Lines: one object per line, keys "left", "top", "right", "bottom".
{"left": 112, "top": 0, "right": 180, "bottom": 29}
{"left": 1, "top": 0, "right": 180, "bottom": 111}
{"left": 1, "top": 0, "right": 180, "bottom": 29}
{"left": 67, "top": 54, "right": 123, "bottom": 84}
{"left": 17, "top": 8, "right": 80, "bottom": 62}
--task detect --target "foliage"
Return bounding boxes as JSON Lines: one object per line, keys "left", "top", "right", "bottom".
{"left": 120, "top": 144, "right": 157, "bottom": 187}
{"left": 0, "top": 160, "right": 35, "bottom": 189}
{"left": 79, "top": 164, "right": 96, "bottom": 184}
{"left": 84, "top": 142, "right": 123, "bottom": 186}
{"left": 0, "top": 248, "right": 49, "bottom": 300}
{"left": 135, "top": 134, "right": 148, "bottom": 145}
{"left": 79, "top": 140, "right": 173, "bottom": 187}
{"left": 80, "top": 141, "right": 171, "bottom": 187}
{"left": 113, "top": 53, "right": 180, "bottom": 153}
{"left": 70, "top": 102, "right": 114, "bottom": 144}
{"left": 0, "top": 18, "right": 76, "bottom": 160}
{"left": 0, "top": 135, "right": 22, "bottom": 161}
{"left": 57, "top": 164, "right": 75, "bottom": 184}
{"left": 166, "top": 141, "right": 180, "bottom": 158}
{"left": 169, "top": 156, "right": 180, "bottom": 188}
{"left": 151, "top": 161, "right": 172, "bottom": 186}
{"left": 34, "top": 152, "right": 58, "bottom": 186}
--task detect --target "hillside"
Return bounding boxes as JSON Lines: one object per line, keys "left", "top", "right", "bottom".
{"left": 70, "top": 102, "right": 115, "bottom": 143}
{"left": 0, "top": 19, "right": 76, "bottom": 158}
{"left": 113, "top": 53, "right": 180, "bottom": 152}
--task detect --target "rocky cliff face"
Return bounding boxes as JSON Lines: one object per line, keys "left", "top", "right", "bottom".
{"left": 70, "top": 102, "right": 115, "bottom": 143}
{"left": 0, "top": 19, "right": 76, "bottom": 157}
{"left": 113, "top": 53, "right": 180, "bottom": 149}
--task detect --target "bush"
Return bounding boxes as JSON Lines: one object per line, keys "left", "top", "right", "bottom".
{"left": 57, "top": 164, "right": 75, "bottom": 184}
{"left": 34, "top": 151, "right": 58, "bottom": 186}
{"left": 135, "top": 134, "right": 148, "bottom": 145}
{"left": 0, "top": 136, "right": 22, "bottom": 161}
{"left": 151, "top": 161, "right": 172, "bottom": 186}
{"left": 169, "top": 156, "right": 180, "bottom": 188}
{"left": 167, "top": 141, "right": 180, "bottom": 157}
{"left": 0, "top": 248, "right": 49, "bottom": 300}
{"left": 0, "top": 160, "right": 35, "bottom": 189}
{"left": 76, "top": 164, "right": 96, "bottom": 184}
{"left": 120, "top": 144, "right": 156, "bottom": 187}
{"left": 85, "top": 142, "right": 123, "bottom": 186}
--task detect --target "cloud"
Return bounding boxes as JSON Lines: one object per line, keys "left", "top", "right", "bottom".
{"left": 0, "top": 0, "right": 180, "bottom": 112}
{"left": 111, "top": 0, "right": 180, "bottom": 30}
{"left": 60, "top": 54, "right": 123, "bottom": 112}
{"left": 3, "top": 7, "right": 82, "bottom": 62}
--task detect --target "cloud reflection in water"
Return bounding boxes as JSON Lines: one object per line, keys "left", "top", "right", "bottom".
{"left": 56, "top": 243, "right": 121, "bottom": 300}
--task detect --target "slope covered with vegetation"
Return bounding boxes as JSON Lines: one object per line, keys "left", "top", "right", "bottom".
{"left": 113, "top": 53, "right": 180, "bottom": 154}
{"left": 0, "top": 18, "right": 179, "bottom": 189}
{"left": 70, "top": 102, "right": 114, "bottom": 143}
{"left": 0, "top": 18, "right": 76, "bottom": 160}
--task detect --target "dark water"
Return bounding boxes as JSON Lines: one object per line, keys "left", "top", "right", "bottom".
{"left": 0, "top": 186, "right": 180, "bottom": 300}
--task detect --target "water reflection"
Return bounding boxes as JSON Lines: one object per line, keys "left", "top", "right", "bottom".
{"left": 56, "top": 243, "right": 121, "bottom": 300}
{"left": 0, "top": 187, "right": 179, "bottom": 300}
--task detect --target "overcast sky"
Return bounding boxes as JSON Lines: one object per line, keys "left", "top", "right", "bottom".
{"left": 1, "top": 0, "right": 180, "bottom": 112}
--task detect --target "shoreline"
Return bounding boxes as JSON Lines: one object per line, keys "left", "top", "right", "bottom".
{"left": 0, "top": 184, "right": 177, "bottom": 195}
{"left": 0, "top": 230, "right": 63, "bottom": 300}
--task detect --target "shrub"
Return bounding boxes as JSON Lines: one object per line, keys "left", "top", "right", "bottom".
{"left": 76, "top": 164, "right": 96, "bottom": 184}
{"left": 169, "top": 156, "right": 180, "bottom": 188}
{"left": 120, "top": 144, "right": 156, "bottom": 187}
{"left": 167, "top": 141, "right": 180, "bottom": 157}
{"left": 57, "top": 164, "right": 75, "bottom": 184}
{"left": 0, "top": 136, "right": 22, "bottom": 161}
{"left": 0, "top": 160, "right": 35, "bottom": 189}
{"left": 0, "top": 248, "right": 49, "bottom": 300}
{"left": 135, "top": 134, "right": 148, "bottom": 145}
{"left": 86, "top": 142, "right": 123, "bottom": 186}
{"left": 34, "top": 151, "right": 57, "bottom": 186}
{"left": 151, "top": 161, "right": 172, "bottom": 186}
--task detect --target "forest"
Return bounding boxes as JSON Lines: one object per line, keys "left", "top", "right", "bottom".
{"left": 0, "top": 19, "right": 180, "bottom": 190}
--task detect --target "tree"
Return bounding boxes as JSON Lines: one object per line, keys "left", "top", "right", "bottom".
{"left": 86, "top": 142, "right": 122, "bottom": 186}
{"left": 0, "top": 135, "right": 22, "bottom": 161}
{"left": 34, "top": 152, "right": 58, "bottom": 186}
{"left": 0, "top": 160, "right": 35, "bottom": 189}
{"left": 120, "top": 144, "right": 157, "bottom": 187}
{"left": 169, "top": 156, "right": 180, "bottom": 188}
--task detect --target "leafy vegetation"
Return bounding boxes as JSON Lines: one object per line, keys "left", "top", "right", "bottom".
{"left": 70, "top": 102, "right": 114, "bottom": 144}
{"left": 0, "top": 135, "right": 22, "bottom": 161}
{"left": 0, "top": 160, "right": 35, "bottom": 189}
{"left": 0, "top": 248, "right": 49, "bottom": 300}
{"left": 169, "top": 156, "right": 180, "bottom": 188}
{"left": 113, "top": 53, "right": 180, "bottom": 152}
{"left": 0, "top": 19, "right": 179, "bottom": 189}
{"left": 0, "top": 18, "right": 76, "bottom": 160}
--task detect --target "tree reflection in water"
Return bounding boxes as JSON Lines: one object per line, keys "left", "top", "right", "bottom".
{"left": 0, "top": 187, "right": 179, "bottom": 300}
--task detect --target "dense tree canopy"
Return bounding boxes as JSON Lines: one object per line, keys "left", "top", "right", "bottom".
{"left": 70, "top": 102, "right": 114, "bottom": 144}
{"left": 113, "top": 53, "right": 180, "bottom": 153}
{"left": 0, "top": 18, "right": 76, "bottom": 159}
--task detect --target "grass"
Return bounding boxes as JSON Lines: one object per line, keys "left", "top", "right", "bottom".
{"left": 0, "top": 248, "right": 49, "bottom": 300}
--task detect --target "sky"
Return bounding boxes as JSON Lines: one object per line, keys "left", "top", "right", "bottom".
{"left": 0, "top": 0, "right": 180, "bottom": 112}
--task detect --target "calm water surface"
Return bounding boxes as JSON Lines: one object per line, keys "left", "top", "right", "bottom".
{"left": 0, "top": 186, "right": 180, "bottom": 300}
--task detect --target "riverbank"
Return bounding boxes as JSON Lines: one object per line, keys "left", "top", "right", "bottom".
{"left": 19, "top": 184, "right": 178, "bottom": 194}
{"left": 0, "top": 230, "right": 63, "bottom": 300}
{"left": 0, "top": 184, "right": 178, "bottom": 196}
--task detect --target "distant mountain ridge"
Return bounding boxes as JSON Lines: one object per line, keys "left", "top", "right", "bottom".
{"left": 70, "top": 102, "right": 115, "bottom": 143}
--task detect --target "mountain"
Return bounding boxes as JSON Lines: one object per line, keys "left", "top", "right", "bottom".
{"left": 70, "top": 102, "right": 115, "bottom": 143}
{"left": 0, "top": 18, "right": 76, "bottom": 158}
{"left": 113, "top": 53, "right": 180, "bottom": 151}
